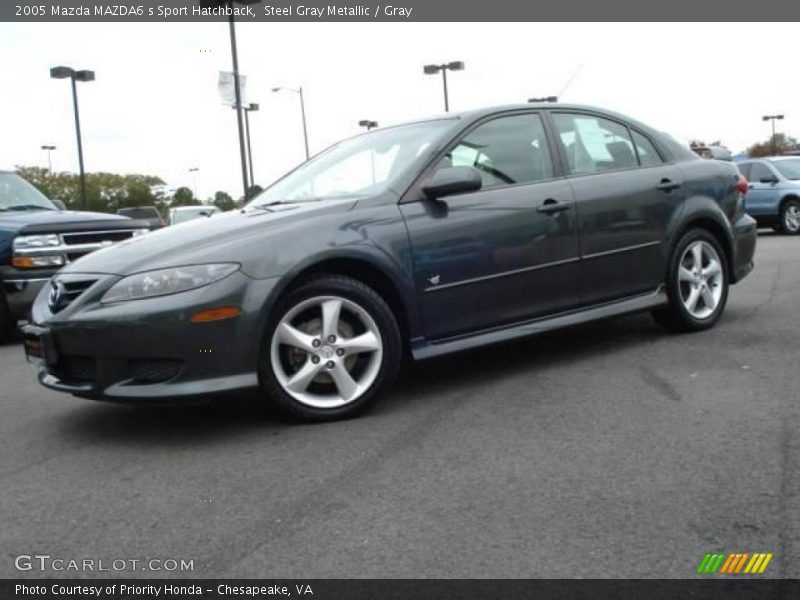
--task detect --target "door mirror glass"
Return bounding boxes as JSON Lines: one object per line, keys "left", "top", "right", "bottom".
{"left": 423, "top": 166, "right": 482, "bottom": 199}
{"left": 50, "top": 199, "right": 67, "bottom": 210}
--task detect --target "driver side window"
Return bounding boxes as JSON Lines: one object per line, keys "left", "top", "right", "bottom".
{"left": 437, "top": 113, "right": 553, "bottom": 190}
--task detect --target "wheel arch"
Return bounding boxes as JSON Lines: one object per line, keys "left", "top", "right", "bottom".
{"left": 669, "top": 201, "right": 735, "bottom": 281}
{"left": 262, "top": 249, "right": 421, "bottom": 346}
{"left": 779, "top": 193, "right": 800, "bottom": 214}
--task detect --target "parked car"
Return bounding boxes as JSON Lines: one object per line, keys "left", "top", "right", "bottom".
{"left": 168, "top": 205, "right": 220, "bottom": 225}
{"left": 736, "top": 157, "right": 800, "bottom": 234}
{"left": 22, "top": 104, "right": 756, "bottom": 421}
{"left": 0, "top": 171, "right": 149, "bottom": 340}
{"left": 117, "top": 206, "right": 165, "bottom": 230}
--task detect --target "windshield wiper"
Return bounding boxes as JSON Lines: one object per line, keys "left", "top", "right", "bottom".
{"left": 4, "top": 204, "right": 55, "bottom": 211}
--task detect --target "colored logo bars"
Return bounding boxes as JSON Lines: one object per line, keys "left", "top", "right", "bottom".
{"left": 697, "top": 552, "right": 773, "bottom": 575}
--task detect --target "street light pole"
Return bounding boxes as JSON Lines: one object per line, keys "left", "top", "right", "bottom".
{"left": 227, "top": 3, "right": 250, "bottom": 202}
{"left": 243, "top": 103, "right": 258, "bottom": 188}
{"left": 41, "top": 145, "right": 56, "bottom": 174}
{"left": 762, "top": 114, "right": 785, "bottom": 156}
{"left": 189, "top": 168, "right": 199, "bottom": 200}
{"left": 50, "top": 66, "right": 94, "bottom": 209}
{"left": 272, "top": 86, "right": 310, "bottom": 161}
{"left": 423, "top": 61, "right": 464, "bottom": 112}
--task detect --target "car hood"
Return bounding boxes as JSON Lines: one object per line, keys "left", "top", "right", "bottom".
{"left": 60, "top": 199, "right": 359, "bottom": 277}
{"left": 0, "top": 209, "right": 130, "bottom": 231}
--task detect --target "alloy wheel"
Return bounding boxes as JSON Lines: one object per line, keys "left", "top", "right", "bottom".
{"left": 784, "top": 203, "right": 800, "bottom": 233}
{"left": 678, "top": 241, "right": 724, "bottom": 320}
{"left": 270, "top": 295, "right": 383, "bottom": 408}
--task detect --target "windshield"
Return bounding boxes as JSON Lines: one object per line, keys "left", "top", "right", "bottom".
{"left": 119, "top": 207, "right": 160, "bottom": 219}
{"left": 0, "top": 173, "right": 56, "bottom": 211}
{"left": 248, "top": 120, "right": 451, "bottom": 207}
{"left": 172, "top": 207, "right": 217, "bottom": 224}
{"left": 772, "top": 159, "right": 800, "bottom": 180}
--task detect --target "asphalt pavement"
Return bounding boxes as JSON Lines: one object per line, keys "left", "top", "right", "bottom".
{"left": 1, "top": 233, "right": 798, "bottom": 579}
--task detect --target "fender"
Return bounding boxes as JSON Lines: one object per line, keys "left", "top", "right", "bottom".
{"left": 669, "top": 194, "right": 735, "bottom": 272}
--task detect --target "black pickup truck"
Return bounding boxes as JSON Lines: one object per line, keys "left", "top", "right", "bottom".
{"left": 0, "top": 171, "right": 148, "bottom": 340}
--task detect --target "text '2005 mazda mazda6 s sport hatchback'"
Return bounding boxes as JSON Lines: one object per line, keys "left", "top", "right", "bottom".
{"left": 22, "top": 104, "right": 757, "bottom": 421}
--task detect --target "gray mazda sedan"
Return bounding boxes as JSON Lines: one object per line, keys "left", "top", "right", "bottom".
{"left": 23, "top": 104, "right": 757, "bottom": 421}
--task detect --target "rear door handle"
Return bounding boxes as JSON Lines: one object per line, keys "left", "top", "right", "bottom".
{"left": 537, "top": 199, "right": 572, "bottom": 214}
{"left": 656, "top": 178, "right": 682, "bottom": 192}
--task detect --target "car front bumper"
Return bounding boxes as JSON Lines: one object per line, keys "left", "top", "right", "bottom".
{"left": 24, "top": 271, "right": 280, "bottom": 401}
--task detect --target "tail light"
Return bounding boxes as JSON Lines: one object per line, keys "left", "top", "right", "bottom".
{"left": 737, "top": 175, "right": 749, "bottom": 195}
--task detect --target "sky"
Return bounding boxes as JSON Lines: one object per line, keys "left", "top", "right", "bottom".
{"left": 0, "top": 22, "right": 797, "bottom": 200}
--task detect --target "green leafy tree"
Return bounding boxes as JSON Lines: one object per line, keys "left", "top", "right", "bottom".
{"left": 171, "top": 186, "right": 195, "bottom": 207}
{"left": 746, "top": 133, "right": 799, "bottom": 158}
{"left": 213, "top": 191, "right": 236, "bottom": 211}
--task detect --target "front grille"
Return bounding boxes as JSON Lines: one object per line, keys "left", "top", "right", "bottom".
{"left": 128, "top": 359, "right": 183, "bottom": 384}
{"left": 62, "top": 230, "right": 136, "bottom": 245}
{"left": 49, "top": 277, "right": 98, "bottom": 313}
{"left": 50, "top": 356, "right": 96, "bottom": 382}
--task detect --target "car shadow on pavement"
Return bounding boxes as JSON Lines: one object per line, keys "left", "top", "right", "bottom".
{"left": 53, "top": 312, "right": 669, "bottom": 443}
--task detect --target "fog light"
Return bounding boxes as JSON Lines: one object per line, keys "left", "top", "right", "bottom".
{"left": 12, "top": 255, "right": 65, "bottom": 268}
{"left": 190, "top": 306, "right": 242, "bottom": 323}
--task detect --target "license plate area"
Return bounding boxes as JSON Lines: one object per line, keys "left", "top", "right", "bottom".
{"left": 22, "top": 325, "right": 58, "bottom": 366}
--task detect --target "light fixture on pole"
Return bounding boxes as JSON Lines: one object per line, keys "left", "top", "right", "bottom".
{"left": 762, "top": 114, "right": 785, "bottom": 156}
{"left": 41, "top": 145, "right": 57, "bottom": 174}
{"left": 423, "top": 61, "right": 464, "bottom": 112}
{"left": 358, "top": 120, "right": 378, "bottom": 131}
{"left": 272, "top": 86, "right": 310, "bottom": 160}
{"left": 527, "top": 96, "right": 558, "bottom": 103}
{"left": 50, "top": 66, "right": 94, "bottom": 209}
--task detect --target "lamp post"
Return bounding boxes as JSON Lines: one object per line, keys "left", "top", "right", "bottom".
{"left": 762, "top": 114, "right": 785, "bottom": 156}
{"left": 423, "top": 61, "right": 464, "bottom": 112}
{"left": 50, "top": 66, "right": 94, "bottom": 209}
{"left": 189, "top": 168, "right": 199, "bottom": 200}
{"left": 358, "top": 119, "right": 378, "bottom": 131}
{"left": 272, "top": 86, "right": 309, "bottom": 160}
{"left": 41, "top": 145, "right": 56, "bottom": 174}
{"left": 243, "top": 103, "right": 258, "bottom": 188}
{"left": 528, "top": 96, "right": 558, "bottom": 103}
{"left": 201, "top": 0, "right": 262, "bottom": 201}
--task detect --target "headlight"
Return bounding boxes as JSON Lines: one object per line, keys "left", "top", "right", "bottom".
{"left": 131, "top": 228, "right": 150, "bottom": 237}
{"left": 13, "top": 234, "right": 61, "bottom": 249}
{"left": 12, "top": 255, "right": 65, "bottom": 268}
{"left": 101, "top": 263, "right": 239, "bottom": 303}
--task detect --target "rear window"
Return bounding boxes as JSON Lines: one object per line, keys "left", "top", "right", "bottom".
{"left": 118, "top": 207, "right": 160, "bottom": 219}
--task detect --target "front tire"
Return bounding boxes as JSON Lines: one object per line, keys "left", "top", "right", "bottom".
{"left": 779, "top": 198, "right": 800, "bottom": 235}
{"left": 652, "top": 229, "right": 729, "bottom": 333}
{"left": 0, "top": 292, "right": 15, "bottom": 343}
{"left": 259, "top": 275, "right": 401, "bottom": 422}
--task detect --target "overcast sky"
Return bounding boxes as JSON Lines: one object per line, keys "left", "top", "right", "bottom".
{"left": 1, "top": 22, "right": 797, "bottom": 200}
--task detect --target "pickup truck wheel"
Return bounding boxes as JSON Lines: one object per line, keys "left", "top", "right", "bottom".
{"left": 651, "top": 229, "right": 729, "bottom": 333}
{"left": 0, "top": 292, "right": 16, "bottom": 343}
{"left": 779, "top": 199, "right": 800, "bottom": 235}
{"left": 259, "top": 275, "right": 401, "bottom": 422}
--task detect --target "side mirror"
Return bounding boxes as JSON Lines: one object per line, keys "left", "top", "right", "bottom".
{"left": 51, "top": 199, "right": 67, "bottom": 210}
{"left": 423, "top": 166, "right": 481, "bottom": 200}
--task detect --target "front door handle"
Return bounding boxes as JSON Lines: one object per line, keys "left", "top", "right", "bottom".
{"left": 537, "top": 199, "right": 572, "bottom": 214}
{"left": 656, "top": 178, "right": 682, "bottom": 192}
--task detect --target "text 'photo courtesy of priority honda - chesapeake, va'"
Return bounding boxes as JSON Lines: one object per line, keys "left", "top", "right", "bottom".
{"left": 1, "top": 2, "right": 799, "bottom": 598}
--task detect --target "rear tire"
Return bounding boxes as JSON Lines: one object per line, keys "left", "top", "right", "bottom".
{"left": 651, "top": 229, "right": 729, "bottom": 333}
{"left": 779, "top": 198, "right": 800, "bottom": 235}
{"left": 259, "top": 275, "right": 401, "bottom": 422}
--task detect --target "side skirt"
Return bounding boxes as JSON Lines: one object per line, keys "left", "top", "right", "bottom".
{"left": 411, "top": 287, "right": 667, "bottom": 360}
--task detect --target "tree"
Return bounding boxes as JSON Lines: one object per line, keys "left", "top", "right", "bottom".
{"left": 213, "top": 191, "right": 236, "bottom": 211}
{"left": 171, "top": 186, "right": 195, "bottom": 207}
{"left": 746, "top": 133, "right": 799, "bottom": 158}
{"left": 15, "top": 166, "right": 164, "bottom": 213}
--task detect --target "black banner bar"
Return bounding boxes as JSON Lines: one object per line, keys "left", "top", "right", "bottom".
{"left": 3, "top": 579, "right": 800, "bottom": 600}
